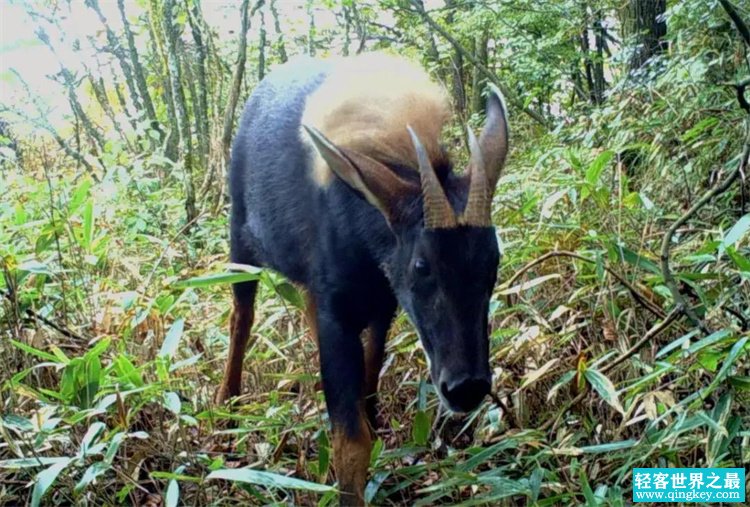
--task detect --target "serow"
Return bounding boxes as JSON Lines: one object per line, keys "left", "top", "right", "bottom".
{"left": 217, "top": 53, "right": 509, "bottom": 505}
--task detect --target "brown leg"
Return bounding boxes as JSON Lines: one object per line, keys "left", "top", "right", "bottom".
{"left": 362, "top": 308, "right": 394, "bottom": 429}
{"left": 333, "top": 409, "right": 371, "bottom": 506}
{"left": 304, "top": 291, "right": 319, "bottom": 346}
{"left": 216, "top": 282, "right": 258, "bottom": 403}
{"left": 362, "top": 325, "right": 386, "bottom": 429}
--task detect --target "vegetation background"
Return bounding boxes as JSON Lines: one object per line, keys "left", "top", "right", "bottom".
{"left": 1, "top": 0, "right": 749, "bottom": 505}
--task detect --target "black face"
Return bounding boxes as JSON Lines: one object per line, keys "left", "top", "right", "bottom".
{"left": 386, "top": 226, "right": 500, "bottom": 413}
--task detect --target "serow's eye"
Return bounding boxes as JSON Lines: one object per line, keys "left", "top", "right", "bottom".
{"left": 414, "top": 258, "right": 430, "bottom": 277}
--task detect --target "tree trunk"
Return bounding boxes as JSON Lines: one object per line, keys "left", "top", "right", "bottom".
{"left": 258, "top": 5, "right": 267, "bottom": 81}
{"left": 85, "top": 0, "right": 143, "bottom": 113}
{"left": 306, "top": 0, "right": 316, "bottom": 56}
{"left": 471, "top": 30, "right": 489, "bottom": 114}
{"left": 186, "top": 0, "right": 210, "bottom": 168}
{"left": 342, "top": 4, "right": 352, "bottom": 56}
{"left": 413, "top": 0, "right": 448, "bottom": 85}
{"left": 117, "top": 0, "right": 161, "bottom": 138}
{"left": 147, "top": 3, "right": 179, "bottom": 161}
{"left": 182, "top": 44, "right": 204, "bottom": 170}
{"left": 109, "top": 65, "right": 138, "bottom": 131}
{"left": 33, "top": 24, "right": 108, "bottom": 153}
{"left": 89, "top": 75, "right": 130, "bottom": 148}
{"left": 451, "top": 52, "right": 466, "bottom": 119}
{"left": 162, "top": 0, "right": 197, "bottom": 224}
{"left": 269, "top": 0, "right": 288, "bottom": 63}
{"left": 222, "top": 0, "right": 254, "bottom": 165}
{"left": 59, "top": 70, "right": 106, "bottom": 152}
{"left": 592, "top": 10, "right": 606, "bottom": 103}
{"left": 445, "top": 0, "right": 466, "bottom": 118}
{"left": 621, "top": 0, "right": 667, "bottom": 73}
{"left": 579, "top": 27, "right": 596, "bottom": 104}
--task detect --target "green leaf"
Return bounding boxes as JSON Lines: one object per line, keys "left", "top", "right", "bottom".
{"left": 85, "top": 338, "right": 111, "bottom": 359}
{"left": 412, "top": 410, "right": 431, "bottom": 446}
{"left": 59, "top": 354, "right": 102, "bottom": 409}
{"left": 547, "top": 371, "right": 575, "bottom": 401}
{"left": 206, "top": 468, "right": 335, "bottom": 492}
{"left": 656, "top": 329, "right": 701, "bottom": 358}
{"left": 79, "top": 421, "right": 106, "bottom": 457}
{"left": 68, "top": 178, "right": 92, "bottom": 213}
{"left": 578, "top": 439, "right": 638, "bottom": 454}
{"left": 10, "top": 340, "right": 60, "bottom": 363}
{"left": 77, "top": 356, "right": 101, "bottom": 409}
{"left": 165, "top": 478, "right": 179, "bottom": 507}
{"left": 585, "top": 150, "right": 614, "bottom": 186}
{"left": 686, "top": 329, "right": 733, "bottom": 355}
{"left": 721, "top": 214, "right": 750, "bottom": 251}
{"left": 707, "top": 337, "right": 749, "bottom": 392}
{"left": 32, "top": 459, "right": 72, "bottom": 507}
{"left": 81, "top": 198, "right": 94, "bottom": 251}
{"left": 726, "top": 248, "right": 750, "bottom": 271}
{"left": 75, "top": 462, "right": 109, "bottom": 493}
{"left": 369, "top": 438, "right": 384, "bottom": 468}
{"left": 114, "top": 355, "right": 144, "bottom": 387}
{"left": 728, "top": 376, "right": 750, "bottom": 391}
{"left": 579, "top": 467, "right": 598, "bottom": 506}
{"left": 610, "top": 244, "right": 661, "bottom": 274}
{"left": 159, "top": 319, "right": 184, "bottom": 359}
{"left": 0, "top": 457, "right": 71, "bottom": 469}
{"left": 169, "top": 354, "right": 202, "bottom": 372}
{"left": 104, "top": 432, "right": 127, "bottom": 463}
{"left": 274, "top": 281, "right": 304, "bottom": 309}
{"left": 458, "top": 439, "right": 518, "bottom": 472}
{"left": 165, "top": 466, "right": 185, "bottom": 507}
{"left": 163, "top": 392, "right": 181, "bottom": 415}
{"left": 175, "top": 269, "right": 262, "bottom": 289}
{"left": 317, "top": 430, "right": 330, "bottom": 479}
{"left": 18, "top": 260, "right": 53, "bottom": 276}
{"left": 681, "top": 117, "right": 718, "bottom": 142}
{"left": 498, "top": 273, "right": 561, "bottom": 296}
{"left": 365, "top": 470, "right": 389, "bottom": 504}
{"left": 585, "top": 369, "right": 624, "bottom": 414}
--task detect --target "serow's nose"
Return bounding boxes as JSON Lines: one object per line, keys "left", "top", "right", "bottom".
{"left": 440, "top": 375, "right": 491, "bottom": 413}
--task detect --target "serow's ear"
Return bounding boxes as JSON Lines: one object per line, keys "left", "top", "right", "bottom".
{"left": 304, "top": 125, "right": 417, "bottom": 225}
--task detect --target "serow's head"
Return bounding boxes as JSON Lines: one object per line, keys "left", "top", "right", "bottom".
{"left": 305, "top": 86, "right": 509, "bottom": 413}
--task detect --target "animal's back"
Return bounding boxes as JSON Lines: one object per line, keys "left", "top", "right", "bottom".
{"left": 230, "top": 57, "right": 331, "bottom": 283}
{"left": 229, "top": 53, "right": 451, "bottom": 285}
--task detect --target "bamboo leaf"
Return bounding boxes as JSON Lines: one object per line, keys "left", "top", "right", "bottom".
{"left": 721, "top": 213, "right": 750, "bottom": 251}
{"left": 412, "top": 410, "right": 430, "bottom": 446}
{"left": 206, "top": 468, "right": 335, "bottom": 492}
{"left": 499, "top": 274, "right": 561, "bottom": 296}
{"left": 175, "top": 269, "right": 262, "bottom": 289}
{"left": 32, "top": 459, "right": 72, "bottom": 507}
{"left": 585, "top": 369, "right": 624, "bottom": 414}
{"left": 159, "top": 319, "right": 184, "bottom": 359}
{"left": 585, "top": 150, "right": 614, "bottom": 186}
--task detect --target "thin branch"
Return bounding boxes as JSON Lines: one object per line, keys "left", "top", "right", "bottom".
{"left": 1, "top": 288, "right": 88, "bottom": 342}
{"left": 540, "top": 306, "right": 682, "bottom": 433}
{"left": 659, "top": 126, "right": 748, "bottom": 334}
{"left": 505, "top": 250, "right": 666, "bottom": 320}
{"left": 719, "top": 0, "right": 750, "bottom": 47}
{"left": 599, "top": 305, "right": 683, "bottom": 375}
